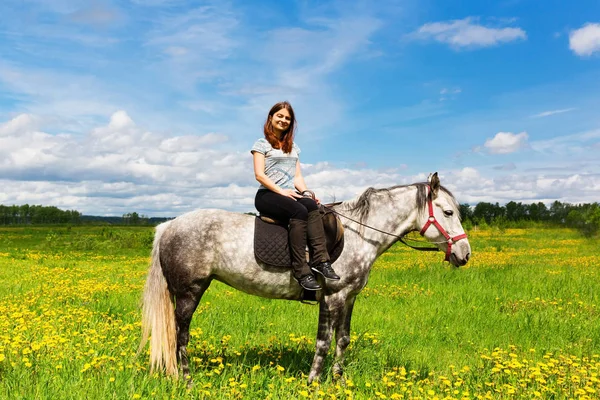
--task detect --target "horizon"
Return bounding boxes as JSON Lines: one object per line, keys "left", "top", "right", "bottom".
{"left": 1, "top": 194, "right": 594, "bottom": 219}
{"left": 1, "top": 0, "right": 599, "bottom": 217}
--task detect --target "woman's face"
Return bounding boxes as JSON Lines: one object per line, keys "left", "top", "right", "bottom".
{"left": 270, "top": 107, "right": 291, "bottom": 135}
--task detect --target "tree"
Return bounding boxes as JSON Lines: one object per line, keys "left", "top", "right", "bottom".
{"left": 19, "top": 204, "right": 30, "bottom": 224}
{"left": 473, "top": 202, "right": 504, "bottom": 224}
{"left": 549, "top": 201, "right": 567, "bottom": 223}
{"left": 566, "top": 210, "right": 584, "bottom": 227}
{"left": 458, "top": 204, "right": 473, "bottom": 222}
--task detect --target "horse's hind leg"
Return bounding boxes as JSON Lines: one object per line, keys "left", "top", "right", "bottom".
{"left": 174, "top": 280, "right": 211, "bottom": 381}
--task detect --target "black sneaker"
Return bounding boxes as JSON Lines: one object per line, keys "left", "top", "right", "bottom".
{"left": 311, "top": 262, "right": 341, "bottom": 280}
{"left": 297, "top": 274, "right": 322, "bottom": 291}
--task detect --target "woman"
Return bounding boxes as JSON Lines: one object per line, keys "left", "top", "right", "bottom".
{"left": 251, "top": 101, "right": 340, "bottom": 291}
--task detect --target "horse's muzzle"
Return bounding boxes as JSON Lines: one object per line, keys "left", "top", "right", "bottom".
{"left": 449, "top": 251, "right": 470, "bottom": 267}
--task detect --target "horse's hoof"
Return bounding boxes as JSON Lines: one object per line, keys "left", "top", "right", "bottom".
{"left": 307, "top": 373, "right": 320, "bottom": 385}
{"left": 333, "top": 374, "right": 346, "bottom": 386}
{"left": 183, "top": 374, "right": 194, "bottom": 389}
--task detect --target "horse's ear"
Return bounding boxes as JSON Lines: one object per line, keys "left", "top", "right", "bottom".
{"left": 428, "top": 172, "right": 440, "bottom": 198}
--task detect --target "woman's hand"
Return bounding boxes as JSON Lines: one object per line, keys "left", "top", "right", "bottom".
{"left": 300, "top": 190, "right": 321, "bottom": 204}
{"left": 280, "top": 189, "right": 303, "bottom": 200}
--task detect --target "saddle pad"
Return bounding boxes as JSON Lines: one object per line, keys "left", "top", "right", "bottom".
{"left": 254, "top": 218, "right": 291, "bottom": 267}
{"left": 254, "top": 216, "right": 345, "bottom": 268}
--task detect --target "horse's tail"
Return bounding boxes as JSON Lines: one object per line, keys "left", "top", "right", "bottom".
{"left": 139, "top": 222, "right": 178, "bottom": 376}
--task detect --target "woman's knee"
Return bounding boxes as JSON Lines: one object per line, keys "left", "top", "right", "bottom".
{"left": 298, "top": 198, "right": 319, "bottom": 213}
{"left": 290, "top": 203, "right": 309, "bottom": 220}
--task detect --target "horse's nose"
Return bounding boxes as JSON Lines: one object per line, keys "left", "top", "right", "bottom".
{"left": 465, "top": 252, "right": 470, "bottom": 262}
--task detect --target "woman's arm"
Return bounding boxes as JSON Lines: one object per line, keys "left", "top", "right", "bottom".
{"left": 293, "top": 160, "right": 308, "bottom": 193}
{"left": 294, "top": 161, "right": 320, "bottom": 203}
{"left": 253, "top": 152, "right": 300, "bottom": 199}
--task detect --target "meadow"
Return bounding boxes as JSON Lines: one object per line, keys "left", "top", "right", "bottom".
{"left": 0, "top": 225, "right": 599, "bottom": 399}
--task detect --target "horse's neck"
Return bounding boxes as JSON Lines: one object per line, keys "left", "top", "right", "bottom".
{"left": 337, "top": 186, "right": 420, "bottom": 258}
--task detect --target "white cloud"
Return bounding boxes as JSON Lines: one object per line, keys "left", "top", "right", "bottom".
{"left": 159, "top": 134, "right": 228, "bottom": 153}
{"left": 484, "top": 131, "right": 529, "bottom": 154}
{"left": 530, "top": 129, "right": 600, "bottom": 154}
{"left": 0, "top": 114, "right": 39, "bottom": 136}
{"left": 0, "top": 111, "right": 246, "bottom": 185}
{"left": 569, "top": 23, "right": 600, "bottom": 56}
{"left": 412, "top": 17, "right": 526, "bottom": 49}
{"left": 441, "top": 168, "right": 600, "bottom": 205}
{"left": 530, "top": 108, "right": 576, "bottom": 118}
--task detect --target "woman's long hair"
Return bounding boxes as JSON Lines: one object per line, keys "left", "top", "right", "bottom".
{"left": 263, "top": 101, "right": 296, "bottom": 154}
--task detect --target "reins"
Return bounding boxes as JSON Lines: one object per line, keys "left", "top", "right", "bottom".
{"left": 318, "top": 184, "right": 468, "bottom": 260}
{"left": 322, "top": 205, "right": 440, "bottom": 252}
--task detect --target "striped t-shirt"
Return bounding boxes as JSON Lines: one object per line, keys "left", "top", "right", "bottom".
{"left": 251, "top": 138, "right": 301, "bottom": 190}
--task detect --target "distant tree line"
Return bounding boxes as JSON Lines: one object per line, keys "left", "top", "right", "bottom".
{"left": 0, "top": 204, "right": 81, "bottom": 225}
{"left": 0, "top": 204, "right": 169, "bottom": 226}
{"left": 460, "top": 201, "right": 600, "bottom": 236}
{"left": 122, "top": 212, "right": 155, "bottom": 225}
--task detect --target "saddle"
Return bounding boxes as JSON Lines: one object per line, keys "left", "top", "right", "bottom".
{"left": 254, "top": 204, "right": 345, "bottom": 268}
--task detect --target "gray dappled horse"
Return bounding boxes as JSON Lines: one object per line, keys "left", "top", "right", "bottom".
{"left": 139, "top": 173, "right": 471, "bottom": 383}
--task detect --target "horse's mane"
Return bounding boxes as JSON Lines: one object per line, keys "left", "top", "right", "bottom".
{"left": 334, "top": 183, "right": 459, "bottom": 225}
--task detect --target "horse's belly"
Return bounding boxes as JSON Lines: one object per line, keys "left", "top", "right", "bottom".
{"left": 212, "top": 266, "right": 303, "bottom": 300}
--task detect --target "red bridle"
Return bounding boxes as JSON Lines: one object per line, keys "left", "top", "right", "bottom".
{"left": 419, "top": 186, "right": 468, "bottom": 262}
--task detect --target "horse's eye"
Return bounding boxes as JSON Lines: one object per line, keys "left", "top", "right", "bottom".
{"left": 444, "top": 210, "right": 454, "bottom": 217}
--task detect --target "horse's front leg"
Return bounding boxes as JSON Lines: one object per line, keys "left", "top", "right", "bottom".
{"left": 308, "top": 296, "right": 343, "bottom": 384}
{"left": 332, "top": 295, "right": 356, "bottom": 378}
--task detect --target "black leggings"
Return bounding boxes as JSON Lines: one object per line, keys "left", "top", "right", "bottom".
{"left": 255, "top": 189, "right": 318, "bottom": 222}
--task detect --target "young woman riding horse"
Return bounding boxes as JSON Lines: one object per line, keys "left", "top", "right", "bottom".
{"left": 251, "top": 101, "right": 339, "bottom": 291}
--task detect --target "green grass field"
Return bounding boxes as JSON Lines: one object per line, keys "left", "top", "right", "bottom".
{"left": 0, "top": 225, "right": 599, "bottom": 399}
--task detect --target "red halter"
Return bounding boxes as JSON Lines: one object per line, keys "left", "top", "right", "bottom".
{"left": 419, "top": 186, "right": 468, "bottom": 262}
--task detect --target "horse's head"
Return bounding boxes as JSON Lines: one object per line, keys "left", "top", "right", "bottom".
{"left": 418, "top": 173, "right": 471, "bottom": 267}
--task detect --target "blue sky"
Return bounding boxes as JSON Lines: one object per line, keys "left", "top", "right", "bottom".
{"left": 1, "top": 0, "right": 599, "bottom": 216}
